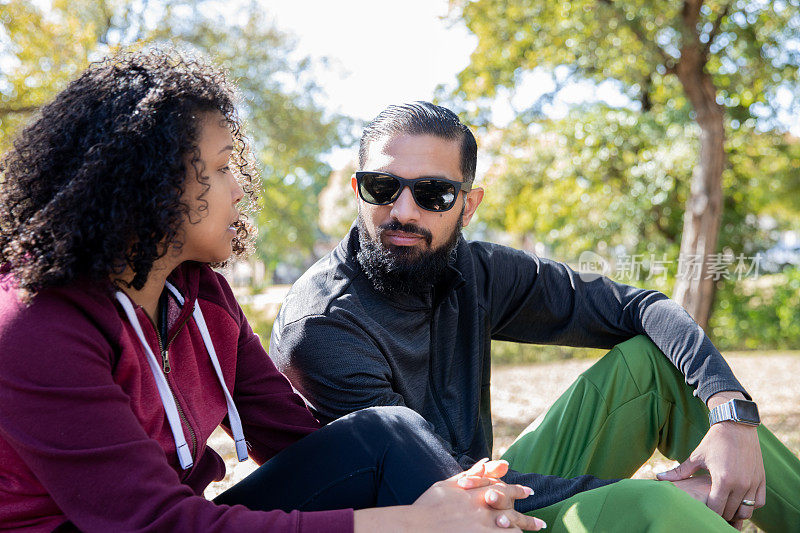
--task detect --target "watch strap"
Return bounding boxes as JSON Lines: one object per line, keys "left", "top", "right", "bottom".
{"left": 709, "top": 400, "right": 734, "bottom": 425}
{"left": 708, "top": 398, "right": 760, "bottom": 426}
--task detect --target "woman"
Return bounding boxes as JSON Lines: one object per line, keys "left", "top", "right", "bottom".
{"left": 0, "top": 49, "right": 545, "bottom": 532}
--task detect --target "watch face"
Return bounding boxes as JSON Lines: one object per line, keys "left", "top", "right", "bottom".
{"left": 733, "top": 399, "right": 760, "bottom": 423}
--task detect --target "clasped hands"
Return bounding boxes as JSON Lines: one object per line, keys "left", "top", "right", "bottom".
{"left": 657, "top": 391, "right": 766, "bottom": 530}
{"left": 413, "top": 458, "right": 547, "bottom": 532}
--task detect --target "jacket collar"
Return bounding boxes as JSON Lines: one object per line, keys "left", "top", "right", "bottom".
{"left": 162, "top": 262, "right": 201, "bottom": 340}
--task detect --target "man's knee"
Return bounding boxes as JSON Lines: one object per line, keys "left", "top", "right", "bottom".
{"left": 339, "top": 406, "right": 432, "bottom": 441}
{"left": 598, "top": 335, "right": 684, "bottom": 395}
{"left": 612, "top": 335, "right": 664, "bottom": 369}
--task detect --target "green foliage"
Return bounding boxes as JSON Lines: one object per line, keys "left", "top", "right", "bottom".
{"left": 710, "top": 268, "right": 800, "bottom": 351}
{"left": 0, "top": 0, "right": 351, "bottom": 275}
{"left": 153, "top": 8, "right": 353, "bottom": 271}
{"left": 318, "top": 163, "right": 358, "bottom": 241}
{"left": 475, "top": 104, "right": 800, "bottom": 291}
{"left": 0, "top": 0, "right": 103, "bottom": 150}
{"left": 449, "top": 0, "right": 800, "bottom": 338}
{"left": 450, "top": 0, "right": 799, "bottom": 125}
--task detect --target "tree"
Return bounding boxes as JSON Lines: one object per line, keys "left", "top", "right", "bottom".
{"left": 449, "top": 0, "right": 800, "bottom": 328}
{"left": 475, "top": 105, "right": 799, "bottom": 289}
{"left": 0, "top": 0, "right": 350, "bottom": 278}
{"left": 1, "top": 0, "right": 101, "bottom": 149}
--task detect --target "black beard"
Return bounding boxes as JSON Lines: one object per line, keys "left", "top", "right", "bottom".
{"left": 356, "top": 209, "right": 462, "bottom": 297}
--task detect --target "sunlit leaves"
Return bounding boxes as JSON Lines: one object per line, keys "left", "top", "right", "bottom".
{"left": 0, "top": 0, "right": 351, "bottom": 277}
{"left": 455, "top": 0, "right": 798, "bottom": 126}
{"left": 475, "top": 102, "right": 798, "bottom": 296}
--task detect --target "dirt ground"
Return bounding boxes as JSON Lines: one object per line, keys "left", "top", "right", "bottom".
{"left": 206, "top": 352, "right": 799, "bottom": 530}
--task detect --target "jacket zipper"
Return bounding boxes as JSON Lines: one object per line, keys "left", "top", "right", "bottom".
{"left": 155, "top": 293, "right": 193, "bottom": 373}
{"left": 173, "top": 396, "right": 197, "bottom": 475}
{"left": 154, "top": 322, "right": 171, "bottom": 374}
{"left": 150, "top": 303, "right": 197, "bottom": 473}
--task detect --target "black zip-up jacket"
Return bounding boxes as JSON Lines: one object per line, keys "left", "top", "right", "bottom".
{"left": 269, "top": 225, "right": 748, "bottom": 511}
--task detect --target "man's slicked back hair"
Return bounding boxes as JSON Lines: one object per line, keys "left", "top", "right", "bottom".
{"left": 358, "top": 101, "right": 477, "bottom": 186}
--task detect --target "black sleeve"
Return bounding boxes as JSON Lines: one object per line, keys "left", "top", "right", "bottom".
{"left": 270, "top": 314, "right": 406, "bottom": 424}
{"left": 480, "top": 244, "right": 748, "bottom": 403}
{"left": 503, "top": 467, "right": 618, "bottom": 512}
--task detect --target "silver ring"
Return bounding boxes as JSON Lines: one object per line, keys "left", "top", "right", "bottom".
{"left": 741, "top": 499, "right": 756, "bottom": 507}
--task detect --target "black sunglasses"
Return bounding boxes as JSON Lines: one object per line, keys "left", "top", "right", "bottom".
{"left": 355, "top": 171, "right": 471, "bottom": 212}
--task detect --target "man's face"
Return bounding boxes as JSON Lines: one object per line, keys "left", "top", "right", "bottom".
{"left": 352, "top": 133, "right": 483, "bottom": 259}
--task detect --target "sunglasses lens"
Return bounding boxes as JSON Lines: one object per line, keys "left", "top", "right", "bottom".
{"left": 360, "top": 173, "right": 400, "bottom": 204}
{"left": 413, "top": 180, "right": 457, "bottom": 211}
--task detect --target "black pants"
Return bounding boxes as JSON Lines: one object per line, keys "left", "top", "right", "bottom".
{"left": 214, "top": 406, "right": 462, "bottom": 512}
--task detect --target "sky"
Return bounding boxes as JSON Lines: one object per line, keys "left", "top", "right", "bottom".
{"left": 260, "top": 0, "right": 635, "bottom": 119}
{"left": 260, "top": 0, "right": 476, "bottom": 124}
{"left": 258, "top": 0, "right": 635, "bottom": 166}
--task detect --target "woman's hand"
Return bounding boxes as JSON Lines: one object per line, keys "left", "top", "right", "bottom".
{"left": 455, "top": 458, "right": 535, "bottom": 511}
{"left": 354, "top": 469, "right": 547, "bottom": 532}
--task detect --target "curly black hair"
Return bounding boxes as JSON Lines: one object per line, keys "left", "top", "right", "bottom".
{"left": 0, "top": 47, "right": 260, "bottom": 296}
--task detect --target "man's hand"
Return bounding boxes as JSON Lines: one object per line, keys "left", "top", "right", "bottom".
{"left": 671, "top": 473, "right": 712, "bottom": 505}
{"left": 657, "top": 391, "right": 765, "bottom": 523}
{"left": 670, "top": 474, "right": 745, "bottom": 530}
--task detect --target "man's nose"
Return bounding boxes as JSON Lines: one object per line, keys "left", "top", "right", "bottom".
{"left": 389, "top": 186, "right": 421, "bottom": 224}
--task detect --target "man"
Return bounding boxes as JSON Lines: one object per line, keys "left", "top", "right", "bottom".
{"left": 270, "top": 102, "right": 799, "bottom": 531}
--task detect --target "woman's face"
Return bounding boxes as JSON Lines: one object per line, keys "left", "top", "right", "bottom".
{"left": 177, "top": 111, "right": 244, "bottom": 264}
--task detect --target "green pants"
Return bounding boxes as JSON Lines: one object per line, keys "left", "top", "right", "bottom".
{"left": 501, "top": 336, "right": 800, "bottom": 532}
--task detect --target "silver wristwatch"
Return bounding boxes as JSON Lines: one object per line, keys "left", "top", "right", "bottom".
{"left": 708, "top": 398, "right": 761, "bottom": 427}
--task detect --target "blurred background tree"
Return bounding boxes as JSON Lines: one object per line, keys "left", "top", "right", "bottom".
{"left": 0, "top": 0, "right": 351, "bottom": 279}
{"left": 447, "top": 0, "right": 800, "bottom": 329}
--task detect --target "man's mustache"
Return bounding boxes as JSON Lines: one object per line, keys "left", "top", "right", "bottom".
{"left": 377, "top": 220, "right": 433, "bottom": 246}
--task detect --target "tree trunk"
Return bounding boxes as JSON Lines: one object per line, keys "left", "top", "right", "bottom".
{"left": 672, "top": 39, "right": 725, "bottom": 330}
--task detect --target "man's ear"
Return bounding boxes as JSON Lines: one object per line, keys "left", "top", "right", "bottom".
{"left": 351, "top": 174, "right": 359, "bottom": 197}
{"left": 461, "top": 187, "right": 484, "bottom": 227}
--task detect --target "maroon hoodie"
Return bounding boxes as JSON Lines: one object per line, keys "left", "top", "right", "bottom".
{"left": 0, "top": 262, "right": 353, "bottom": 532}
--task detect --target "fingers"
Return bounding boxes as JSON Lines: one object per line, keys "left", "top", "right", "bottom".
{"left": 484, "top": 484, "right": 534, "bottom": 510}
{"left": 496, "top": 511, "right": 547, "bottom": 531}
{"left": 494, "top": 514, "right": 520, "bottom": 531}
{"left": 729, "top": 518, "right": 744, "bottom": 530}
{"left": 464, "top": 457, "right": 489, "bottom": 477}
{"left": 708, "top": 476, "right": 752, "bottom": 522}
{"left": 732, "top": 493, "right": 757, "bottom": 522}
{"left": 483, "top": 459, "right": 510, "bottom": 479}
{"left": 706, "top": 479, "right": 729, "bottom": 518}
{"left": 458, "top": 475, "right": 496, "bottom": 489}
{"left": 656, "top": 457, "right": 700, "bottom": 482}
{"left": 707, "top": 467, "right": 764, "bottom": 521}
{"left": 755, "top": 479, "right": 767, "bottom": 508}
{"left": 723, "top": 488, "right": 748, "bottom": 522}
{"left": 463, "top": 458, "right": 509, "bottom": 479}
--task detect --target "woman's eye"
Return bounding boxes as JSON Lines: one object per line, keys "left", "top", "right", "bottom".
{"left": 220, "top": 166, "right": 230, "bottom": 173}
